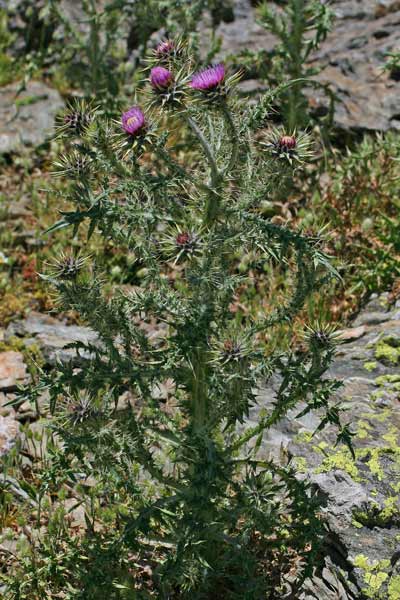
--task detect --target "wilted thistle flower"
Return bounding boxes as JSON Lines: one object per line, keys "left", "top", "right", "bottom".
{"left": 175, "top": 231, "right": 198, "bottom": 254}
{"left": 150, "top": 66, "right": 174, "bottom": 89}
{"left": 67, "top": 395, "right": 101, "bottom": 426}
{"left": 209, "top": 334, "right": 253, "bottom": 365}
{"left": 56, "top": 99, "right": 95, "bottom": 137}
{"left": 190, "top": 64, "right": 225, "bottom": 91}
{"left": 305, "top": 323, "right": 339, "bottom": 352}
{"left": 47, "top": 252, "right": 88, "bottom": 280}
{"left": 122, "top": 106, "right": 146, "bottom": 136}
{"left": 52, "top": 150, "right": 92, "bottom": 179}
{"left": 221, "top": 339, "right": 244, "bottom": 363}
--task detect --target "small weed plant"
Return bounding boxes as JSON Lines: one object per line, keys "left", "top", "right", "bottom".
{"left": 2, "top": 42, "right": 353, "bottom": 598}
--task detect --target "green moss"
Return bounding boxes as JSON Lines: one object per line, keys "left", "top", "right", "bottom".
{"left": 389, "top": 576, "right": 400, "bottom": 600}
{"left": 315, "top": 447, "right": 360, "bottom": 481}
{"left": 364, "top": 361, "right": 378, "bottom": 372}
{"left": 380, "top": 496, "right": 399, "bottom": 523}
{"left": 375, "top": 336, "right": 400, "bottom": 364}
{"left": 357, "top": 419, "right": 373, "bottom": 440}
{"left": 292, "top": 457, "right": 308, "bottom": 473}
{"left": 353, "top": 555, "right": 391, "bottom": 598}
{"left": 375, "top": 374, "right": 400, "bottom": 386}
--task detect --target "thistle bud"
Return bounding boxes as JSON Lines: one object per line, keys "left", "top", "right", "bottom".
{"left": 279, "top": 135, "right": 297, "bottom": 151}
{"left": 155, "top": 39, "right": 175, "bottom": 57}
{"left": 150, "top": 66, "right": 174, "bottom": 89}
{"left": 56, "top": 100, "right": 95, "bottom": 138}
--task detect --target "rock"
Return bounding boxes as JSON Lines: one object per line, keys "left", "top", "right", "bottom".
{"left": 338, "top": 325, "right": 366, "bottom": 341}
{"left": 0, "top": 81, "right": 63, "bottom": 154}
{"left": 0, "top": 414, "right": 19, "bottom": 456}
{"left": 0, "top": 351, "right": 28, "bottom": 391}
{"left": 6, "top": 312, "right": 100, "bottom": 366}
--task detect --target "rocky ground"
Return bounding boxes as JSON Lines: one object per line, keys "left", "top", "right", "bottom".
{"left": 1, "top": 294, "right": 400, "bottom": 598}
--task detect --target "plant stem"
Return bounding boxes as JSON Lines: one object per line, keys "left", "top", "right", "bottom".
{"left": 185, "top": 114, "right": 222, "bottom": 226}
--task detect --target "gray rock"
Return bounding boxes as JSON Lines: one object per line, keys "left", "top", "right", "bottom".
{"left": 6, "top": 312, "right": 100, "bottom": 366}
{"left": 0, "top": 414, "right": 19, "bottom": 456}
{"left": 0, "top": 81, "right": 63, "bottom": 154}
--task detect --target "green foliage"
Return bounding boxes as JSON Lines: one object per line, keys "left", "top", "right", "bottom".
{"left": 2, "top": 43, "right": 353, "bottom": 597}
{"left": 256, "top": 0, "right": 334, "bottom": 129}
{"left": 4, "top": 0, "right": 230, "bottom": 108}
{"left": 299, "top": 132, "right": 400, "bottom": 315}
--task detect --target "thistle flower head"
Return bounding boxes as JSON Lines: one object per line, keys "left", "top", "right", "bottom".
{"left": 56, "top": 99, "right": 96, "bottom": 138}
{"left": 305, "top": 323, "right": 340, "bottom": 352}
{"left": 150, "top": 66, "right": 174, "bottom": 89}
{"left": 175, "top": 231, "right": 197, "bottom": 252}
{"left": 190, "top": 64, "right": 225, "bottom": 91}
{"left": 122, "top": 106, "right": 146, "bottom": 136}
{"left": 161, "top": 226, "right": 202, "bottom": 264}
{"left": 209, "top": 332, "right": 254, "bottom": 365}
{"left": 262, "top": 130, "right": 313, "bottom": 164}
{"left": 67, "top": 395, "right": 101, "bottom": 426}
{"left": 279, "top": 135, "right": 297, "bottom": 151}
{"left": 221, "top": 339, "right": 245, "bottom": 363}
{"left": 47, "top": 252, "right": 88, "bottom": 280}
{"left": 52, "top": 150, "right": 92, "bottom": 179}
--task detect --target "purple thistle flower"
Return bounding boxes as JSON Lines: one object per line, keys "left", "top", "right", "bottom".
{"left": 156, "top": 39, "right": 175, "bottom": 57}
{"left": 190, "top": 64, "right": 225, "bottom": 91}
{"left": 121, "top": 107, "right": 146, "bottom": 136}
{"left": 150, "top": 66, "right": 174, "bottom": 89}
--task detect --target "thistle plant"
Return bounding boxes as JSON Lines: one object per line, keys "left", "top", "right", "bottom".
{"left": 4, "top": 42, "right": 353, "bottom": 599}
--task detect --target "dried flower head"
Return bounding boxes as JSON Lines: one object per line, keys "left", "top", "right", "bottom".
{"left": 67, "top": 395, "right": 101, "bottom": 426}
{"left": 209, "top": 333, "right": 254, "bottom": 365}
{"left": 47, "top": 252, "right": 88, "bottom": 280}
{"left": 52, "top": 150, "right": 92, "bottom": 179}
{"left": 122, "top": 106, "right": 146, "bottom": 136}
{"left": 150, "top": 66, "right": 174, "bottom": 89}
{"left": 56, "top": 99, "right": 96, "bottom": 138}
{"left": 190, "top": 64, "right": 225, "bottom": 91}
{"left": 175, "top": 231, "right": 197, "bottom": 252}
{"left": 305, "top": 323, "right": 340, "bottom": 352}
